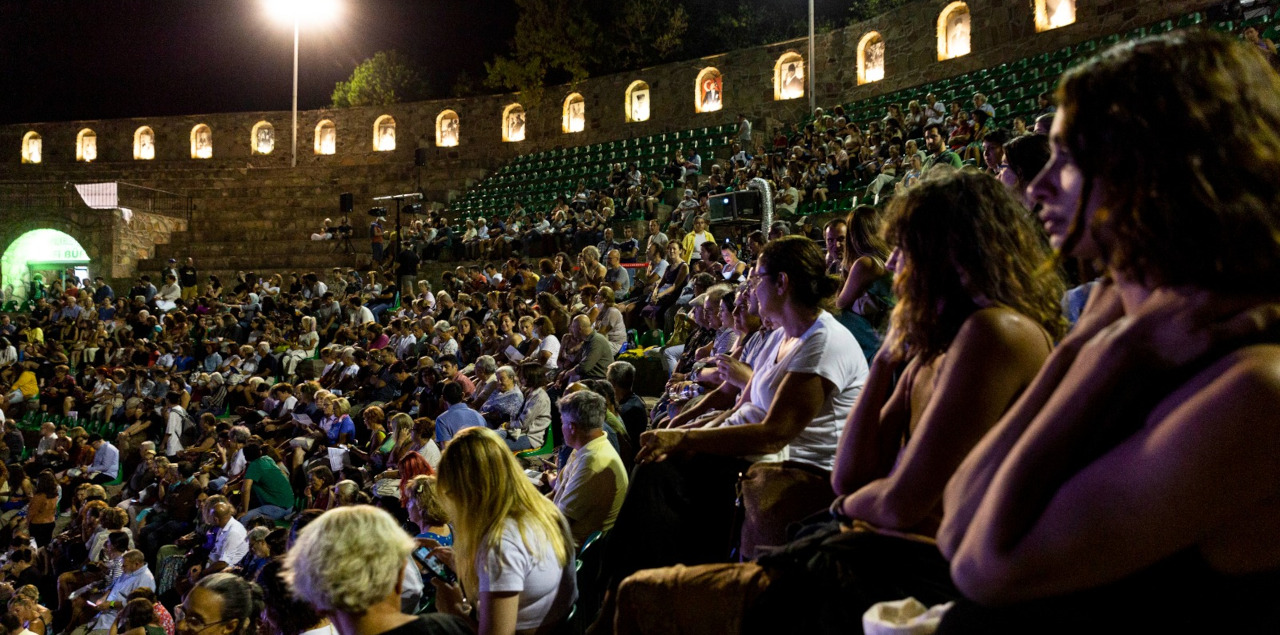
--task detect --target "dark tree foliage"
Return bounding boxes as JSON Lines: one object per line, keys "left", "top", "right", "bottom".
{"left": 481, "top": 0, "right": 907, "bottom": 101}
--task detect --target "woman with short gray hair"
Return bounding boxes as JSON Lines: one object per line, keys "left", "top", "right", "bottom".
{"left": 283, "top": 506, "right": 470, "bottom": 635}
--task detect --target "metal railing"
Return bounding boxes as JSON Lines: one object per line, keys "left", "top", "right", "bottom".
{"left": 0, "top": 181, "right": 192, "bottom": 223}
{"left": 115, "top": 182, "right": 192, "bottom": 223}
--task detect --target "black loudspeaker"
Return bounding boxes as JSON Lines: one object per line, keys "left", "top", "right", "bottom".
{"left": 708, "top": 190, "right": 762, "bottom": 223}
{"left": 340, "top": 192, "right": 353, "bottom": 214}
{"left": 415, "top": 148, "right": 428, "bottom": 167}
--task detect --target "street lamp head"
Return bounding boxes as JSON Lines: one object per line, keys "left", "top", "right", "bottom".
{"left": 265, "top": 0, "right": 340, "bottom": 25}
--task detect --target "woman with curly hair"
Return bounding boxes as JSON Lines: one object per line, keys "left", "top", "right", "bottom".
{"left": 940, "top": 31, "right": 1280, "bottom": 632}
{"left": 611, "top": 169, "right": 1066, "bottom": 634}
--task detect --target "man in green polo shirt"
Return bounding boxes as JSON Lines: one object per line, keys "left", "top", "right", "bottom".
{"left": 239, "top": 443, "right": 294, "bottom": 523}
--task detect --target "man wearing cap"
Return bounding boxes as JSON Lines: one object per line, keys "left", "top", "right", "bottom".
{"left": 162, "top": 258, "right": 179, "bottom": 283}
{"left": 674, "top": 189, "right": 701, "bottom": 230}
{"left": 434, "top": 321, "right": 459, "bottom": 358}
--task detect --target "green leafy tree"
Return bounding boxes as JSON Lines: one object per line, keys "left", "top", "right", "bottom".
{"left": 485, "top": 0, "right": 601, "bottom": 105}
{"left": 332, "top": 51, "right": 430, "bottom": 108}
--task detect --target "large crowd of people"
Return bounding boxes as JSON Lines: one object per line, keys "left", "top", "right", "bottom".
{"left": 0, "top": 28, "right": 1273, "bottom": 635}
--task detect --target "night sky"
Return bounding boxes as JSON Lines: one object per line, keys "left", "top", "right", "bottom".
{"left": 0, "top": 0, "right": 517, "bottom": 125}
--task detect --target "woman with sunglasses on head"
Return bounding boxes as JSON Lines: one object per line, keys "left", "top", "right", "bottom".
{"left": 939, "top": 31, "right": 1280, "bottom": 633}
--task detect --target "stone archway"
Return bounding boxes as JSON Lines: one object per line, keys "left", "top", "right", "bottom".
{"left": 0, "top": 228, "right": 92, "bottom": 304}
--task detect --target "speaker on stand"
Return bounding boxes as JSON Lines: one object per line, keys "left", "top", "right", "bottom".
{"left": 337, "top": 193, "right": 355, "bottom": 254}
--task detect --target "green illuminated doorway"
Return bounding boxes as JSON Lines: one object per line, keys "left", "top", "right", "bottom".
{"left": 1, "top": 229, "right": 91, "bottom": 306}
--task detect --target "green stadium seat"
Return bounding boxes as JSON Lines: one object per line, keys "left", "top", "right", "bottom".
{"left": 1178, "top": 13, "right": 1203, "bottom": 28}
{"left": 1241, "top": 15, "right": 1270, "bottom": 29}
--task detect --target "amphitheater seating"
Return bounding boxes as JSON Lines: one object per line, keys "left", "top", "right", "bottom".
{"left": 449, "top": 124, "right": 738, "bottom": 220}
{"left": 444, "top": 9, "right": 1255, "bottom": 227}
{"left": 777, "top": 8, "right": 1236, "bottom": 219}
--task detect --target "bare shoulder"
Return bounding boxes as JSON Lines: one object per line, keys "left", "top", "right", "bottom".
{"left": 953, "top": 307, "right": 1052, "bottom": 355}
{"left": 1168, "top": 343, "right": 1280, "bottom": 417}
{"left": 849, "top": 255, "right": 884, "bottom": 275}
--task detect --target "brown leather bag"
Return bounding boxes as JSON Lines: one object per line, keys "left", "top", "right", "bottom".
{"left": 738, "top": 460, "right": 835, "bottom": 561}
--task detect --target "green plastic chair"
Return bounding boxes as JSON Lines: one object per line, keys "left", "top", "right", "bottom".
{"left": 640, "top": 329, "right": 665, "bottom": 348}
{"left": 515, "top": 431, "right": 555, "bottom": 459}
{"left": 102, "top": 463, "right": 126, "bottom": 488}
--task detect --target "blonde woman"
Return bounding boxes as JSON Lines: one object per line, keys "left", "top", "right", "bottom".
{"left": 432, "top": 427, "right": 576, "bottom": 634}
{"left": 282, "top": 316, "right": 319, "bottom": 380}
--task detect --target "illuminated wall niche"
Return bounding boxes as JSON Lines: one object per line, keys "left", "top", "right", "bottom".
{"left": 436, "top": 110, "right": 459, "bottom": 147}
{"left": 373, "top": 115, "right": 396, "bottom": 151}
{"left": 857, "top": 32, "right": 886, "bottom": 85}
{"left": 133, "top": 126, "right": 155, "bottom": 160}
{"left": 562, "top": 93, "right": 585, "bottom": 134}
{"left": 76, "top": 129, "right": 97, "bottom": 162}
{"left": 21, "top": 132, "right": 42, "bottom": 164}
{"left": 625, "top": 80, "right": 650, "bottom": 123}
{"left": 502, "top": 104, "right": 526, "bottom": 142}
{"left": 314, "top": 120, "right": 336, "bottom": 155}
{"left": 937, "top": 2, "right": 972, "bottom": 60}
{"left": 251, "top": 121, "right": 275, "bottom": 155}
{"left": 695, "top": 67, "right": 723, "bottom": 113}
{"left": 774, "top": 52, "right": 805, "bottom": 101}
{"left": 1035, "top": 0, "right": 1076, "bottom": 31}
{"left": 191, "top": 124, "right": 213, "bottom": 159}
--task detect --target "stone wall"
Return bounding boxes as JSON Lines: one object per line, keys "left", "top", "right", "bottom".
{"left": 110, "top": 210, "right": 188, "bottom": 279}
{"left": 0, "top": 0, "right": 1223, "bottom": 289}
{"left": 0, "top": 0, "right": 1219, "bottom": 178}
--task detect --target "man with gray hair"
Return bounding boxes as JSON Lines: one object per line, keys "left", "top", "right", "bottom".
{"left": 564, "top": 315, "right": 614, "bottom": 383}
{"left": 468, "top": 354, "right": 500, "bottom": 407}
{"left": 554, "top": 390, "right": 629, "bottom": 546}
{"left": 607, "top": 361, "right": 648, "bottom": 444}
{"left": 88, "top": 548, "right": 154, "bottom": 632}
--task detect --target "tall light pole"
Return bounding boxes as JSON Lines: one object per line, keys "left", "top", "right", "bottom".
{"left": 266, "top": 0, "right": 340, "bottom": 168}
{"left": 808, "top": 0, "right": 815, "bottom": 115}
{"left": 292, "top": 18, "right": 299, "bottom": 167}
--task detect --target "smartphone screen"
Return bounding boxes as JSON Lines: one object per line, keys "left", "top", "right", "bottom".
{"left": 412, "top": 546, "right": 457, "bottom": 583}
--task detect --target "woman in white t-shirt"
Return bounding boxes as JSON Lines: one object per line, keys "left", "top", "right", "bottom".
{"left": 592, "top": 287, "right": 626, "bottom": 353}
{"left": 433, "top": 427, "right": 576, "bottom": 634}
{"left": 595, "top": 236, "right": 870, "bottom": 613}
{"left": 528, "top": 317, "right": 561, "bottom": 372}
